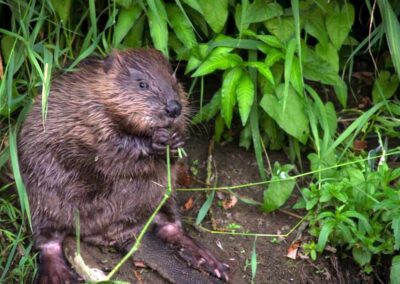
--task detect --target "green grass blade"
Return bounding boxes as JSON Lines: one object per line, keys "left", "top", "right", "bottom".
{"left": 377, "top": 0, "right": 400, "bottom": 80}
{"left": 9, "top": 127, "right": 32, "bottom": 230}
{"left": 326, "top": 101, "right": 385, "bottom": 157}
{"left": 89, "top": 0, "right": 98, "bottom": 39}
{"left": 195, "top": 189, "right": 215, "bottom": 224}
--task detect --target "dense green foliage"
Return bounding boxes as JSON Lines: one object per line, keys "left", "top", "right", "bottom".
{"left": 0, "top": 0, "right": 400, "bottom": 282}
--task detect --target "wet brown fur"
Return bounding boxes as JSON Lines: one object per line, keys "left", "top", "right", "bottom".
{"left": 18, "top": 49, "right": 228, "bottom": 283}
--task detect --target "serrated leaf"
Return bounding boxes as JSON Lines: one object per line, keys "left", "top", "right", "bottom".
{"left": 192, "top": 91, "right": 221, "bottom": 124}
{"left": 113, "top": 4, "right": 142, "bottom": 46}
{"left": 147, "top": 1, "right": 169, "bottom": 57}
{"left": 325, "top": 2, "right": 355, "bottom": 49}
{"left": 236, "top": 72, "right": 254, "bottom": 125}
{"left": 198, "top": 0, "right": 228, "bottom": 33}
{"left": 246, "top": 62, "right": 274, "bottom": 85}
{"left": 166, "top": 5, "right": 197, "bottom": 49}
{"left": 372, "top": 70, "right": 399, "bottom": 103}
{"left": 317, "top": 220, "right": 335, "bottom": 252}
{"left": 221, "top": 67, "right": 242, "bottom": 128}
{"left": 192, "top": 53, "right": 242, "bottom": 77}
{"left": 256, "top": 35, "right": 283, "bottom": 48}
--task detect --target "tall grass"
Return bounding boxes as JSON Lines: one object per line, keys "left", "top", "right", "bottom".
{"left": 1, "top": 0, "right": 400, "bottom": 281}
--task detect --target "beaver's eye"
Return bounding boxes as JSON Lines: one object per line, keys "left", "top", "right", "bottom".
{"left": 139, "top": 81, "right": 149, "bottom": 90}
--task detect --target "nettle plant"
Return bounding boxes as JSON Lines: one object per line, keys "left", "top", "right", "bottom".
{"left": 189, "top": 0, "right": 354, "bottom": 209}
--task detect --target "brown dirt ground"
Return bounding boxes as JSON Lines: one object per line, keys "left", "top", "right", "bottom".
{"left": 68, "top": 131, "right": 367, "bottom": 284}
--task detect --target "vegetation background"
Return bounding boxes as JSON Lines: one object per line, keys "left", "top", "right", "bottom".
{"left": 0, "top": 0, "right": 399, "bottom": 282}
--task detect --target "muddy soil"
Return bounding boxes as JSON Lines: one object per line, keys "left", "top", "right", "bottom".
{"left": 67, "top": 132, "right": 364, "bottom": 284}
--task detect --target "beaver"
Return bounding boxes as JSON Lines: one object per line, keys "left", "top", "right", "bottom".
{"left": 18, "top": 49, "right": 229, "bottom": 283}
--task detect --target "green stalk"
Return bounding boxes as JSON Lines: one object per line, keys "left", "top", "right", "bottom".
{"left": 105, "top": 145, "right": 172, "bottom": 280}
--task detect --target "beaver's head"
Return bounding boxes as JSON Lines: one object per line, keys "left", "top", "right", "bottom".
{"left": 98, "top": 49, "right": 188, "bottom": 136}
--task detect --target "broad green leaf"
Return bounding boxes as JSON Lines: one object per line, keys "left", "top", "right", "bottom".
{"left": 352, "top": 247, "right": 372, "bottom": 267}
{"left": 192, "top": 53, "right": 242, "bottom": 77}
{"left": 262, "top": 163, "right": 295, "bottom": 212}
{"left": 166, "top": 4, "right": 197, "bottom": 49}
{"left": 246, "top": 62, "right": 274, "bottom": 85}
{"left": 260, "top": 84, "right": 309, "bottom": 143}
{"left": 261, "top": 115, "right": 285, "bottom": 150}
{"left": 221, "top": 67, "right": 242, "bottom": 128}
{"left": 243, "top": 1, "right": 283, "bottom": 25}
{"left": 372, "top": 70, "right": 399, "bottom": 103}
{"left": 198, "top": 0, "right": 228, "bottom": 33}
{"left": 391, "top": 255, "right": 400, "bottom": 284}
{"left": 325, "top": 2, "right": 355, "bottom": 49}
{"left": 236, "top": 71, "right": 254, "bottom": 125}
{"left": 315, "top": 42, "right": 339, "bottom": 74}
{"left": 264, "top": 17, "right": 295, "bottom": 43}
{"left": 182, "top": 0, "right": 203, "bottom": 14}
{"left": 50, "top": 0, "right": 72, "bottom": 22}
{"left": 113, "top": 4, "right": 142, "bottom": 46}
{"left": 304, "top": 5, "right": 328, "bottom": 44}
{"left": 302, "top": 43, "right": 338, "bottom": 85}
{"left": 147, "top": 1, "right": 169, "bottom": 57}
{"left": 192, "top": 91, "right": 221, "bottom": 124}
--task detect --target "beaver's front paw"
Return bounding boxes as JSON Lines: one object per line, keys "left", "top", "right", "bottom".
{"left": 151, "top": 128, "right": 184, "bottom": 155}
{"left": 179, "top": 240, "right": 229, "bottom": 282}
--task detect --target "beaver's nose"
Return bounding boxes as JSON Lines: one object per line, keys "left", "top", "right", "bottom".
{"left": 165, "top": 100, "right": 182, "bottom": 118}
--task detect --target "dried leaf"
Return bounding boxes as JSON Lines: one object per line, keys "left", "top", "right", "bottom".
{"left": 222, "top": 195, "right": 238, "bottom": 209}
{"left": 286, "top": 241, "right": 301, "bottom": 259}
{"left": 182, "top": 197, "right": 194, "bottom": 211}
{"left": 353, "top": 140, "right": 367, "bottom": 152}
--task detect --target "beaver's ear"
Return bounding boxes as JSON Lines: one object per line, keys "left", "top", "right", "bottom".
{"left": 103, "top": 50, "right": 122, "bottom": 74}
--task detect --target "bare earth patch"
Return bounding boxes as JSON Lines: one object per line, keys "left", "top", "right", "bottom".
{"left": 65, "top": 133, "right": 362, "bottom": 283}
